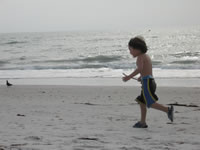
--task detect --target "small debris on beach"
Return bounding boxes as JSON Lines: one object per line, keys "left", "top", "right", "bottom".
{"left": 24, "top": 136, "right": 42, "bottom": 141}
{"left": 17, "top": 114, "right": 26, "bottom": 117}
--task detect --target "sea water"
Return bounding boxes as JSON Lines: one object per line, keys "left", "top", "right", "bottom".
{"left": 0, "top": 27, "right": 200, "bottom": 79}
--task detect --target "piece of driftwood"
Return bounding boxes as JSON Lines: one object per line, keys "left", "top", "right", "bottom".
{"left": 10, "top": 143, "right": 28, "bottom": 147}
{"left": 168, "top": 102, "right": 199, "bottom": 107}
{"left": 78, "top": 137, "right": 99, "bottom": 141}
{"left": 74, "top": 102, "right": 98, "bottom": 106}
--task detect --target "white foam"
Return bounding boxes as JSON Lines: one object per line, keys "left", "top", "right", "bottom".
{"left": 0, "top": 68, "right": 200, "bottom": 79}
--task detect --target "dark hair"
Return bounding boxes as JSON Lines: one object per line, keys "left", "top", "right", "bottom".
{"left": 128, "top": 36, "right": 148, "bottom": 53}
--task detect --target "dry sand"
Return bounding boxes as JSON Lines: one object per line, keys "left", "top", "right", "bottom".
{"left": 0, "top": 85, "right": 200, "bottom": 150}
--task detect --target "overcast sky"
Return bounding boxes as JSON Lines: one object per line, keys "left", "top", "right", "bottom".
{"left": 0, "top": 0, "right": 200, "bottom": 33}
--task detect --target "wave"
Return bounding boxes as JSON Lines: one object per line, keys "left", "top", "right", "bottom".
{"left": 0, "top": 60, "right": 8, "bottom": 67}
{"left": 32, "top": 55, "right": 123, "bottom": 64}
{"left": 34, "top": 64, "right": 108, "bottom": 70}
{"left": 86, "top": 37, "right": 114, "bottom": 42}
{"left": 171, "top": 60, "right": 199, "bottom": 64}
{"left": 78, "top": 55, "right": 122, "bottom": 63}
{"left": 0, "top": 64, "right": 109, "bottom": 70}
{"left": 152, "top": 61, "right": 163, "bottom": 65}
{"left": 151, "top": 36, "right": 158, "bottom": 38}
{"left": 170, "top": 51, "right": 200, "bottom": 58}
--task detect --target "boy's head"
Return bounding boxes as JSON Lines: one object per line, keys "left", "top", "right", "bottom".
{"left": 128, "top": 36, "right": 148, "bottom": 57}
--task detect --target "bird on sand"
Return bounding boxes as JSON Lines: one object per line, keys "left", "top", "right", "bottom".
{"left": 6, "top": 80, "right": 13, "bottom": 87}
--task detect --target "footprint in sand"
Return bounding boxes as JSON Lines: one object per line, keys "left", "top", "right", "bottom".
{"left": 24, "top": 136, "right": 42, "bottom": 141}
{"left": 176, "top": 128, "right": 186, "bottom": 132}
{"left": 73, "top": 136, "right": 107, "bottom": 149}
{"left": 132, "top": 136, "right": 151, "bottom": 141}
{"left": 120, "top": 146, "right": 144, "bottom": 150}
{"left": 73, "top": 145, "right": 104, "bottom": 150}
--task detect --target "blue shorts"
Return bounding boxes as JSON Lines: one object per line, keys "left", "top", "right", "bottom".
{"left": 135, "top": 75, "right": 158, "bottom": 108}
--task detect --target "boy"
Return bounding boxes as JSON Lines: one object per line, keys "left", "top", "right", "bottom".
{"left": 122, "top": 36, "right": 174, "bottom": 128}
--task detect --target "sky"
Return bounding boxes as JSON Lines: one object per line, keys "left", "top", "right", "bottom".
{"left": 0, "top": 0, "right": 200, "bottom": 33}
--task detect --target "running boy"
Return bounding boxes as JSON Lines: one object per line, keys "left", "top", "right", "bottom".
{"left": 122, "top": 36, "right": 174, "bottom": 128}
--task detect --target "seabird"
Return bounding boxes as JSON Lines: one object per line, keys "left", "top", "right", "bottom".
{"left": 6, "top": 80, "right": 13, "bottom": 87}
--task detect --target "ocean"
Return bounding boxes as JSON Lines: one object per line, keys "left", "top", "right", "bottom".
{"left": 0, "top": 27, "right": 200, "bottom": 79}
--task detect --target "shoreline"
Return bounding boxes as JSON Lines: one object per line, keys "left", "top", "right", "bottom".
{"left": 0, "top": 77, "right": 200, "bottom": 87}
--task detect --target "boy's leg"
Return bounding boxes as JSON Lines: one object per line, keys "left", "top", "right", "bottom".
{"left": 151, "top": 102, "right": 168, "bottom": 113}
{"left": 151, "top": 102, "right": 174, "bottom": 122}
{"left": 140, "top": 103, "right": 147, "bottom": 124}
{"left": 133, "top": 103, "right": 148, "bottom": 128}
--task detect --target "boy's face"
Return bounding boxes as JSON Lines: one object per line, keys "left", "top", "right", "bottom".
{"left": 129, "top": 46, "right": 141, "bottom": 57}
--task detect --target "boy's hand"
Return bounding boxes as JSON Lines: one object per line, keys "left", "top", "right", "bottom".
{"left": 137, "top": 77, "right": 141, "bottom": 82}
{"left": 122, "top": 75, "right": 131, "bottom": 82}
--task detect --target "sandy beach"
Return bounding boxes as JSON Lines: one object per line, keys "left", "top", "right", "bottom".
{"left": 1, "top": 0, "right": 200, "bottom": 150}
{"left": 0, "top": 84, "right": 200, "bottom": 150}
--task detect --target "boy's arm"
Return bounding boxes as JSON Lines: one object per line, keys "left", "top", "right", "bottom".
{"left": 122, "top": 69, "right": 140, "bottom": 82}
{"left": 129, "top": 56, "right": 143, "bottom": 78}
{"left": 129, "top": 69, "right": 140, "bottom": 78}
{"left": 123, "top": 57, "right": 143, "bottom": 82}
